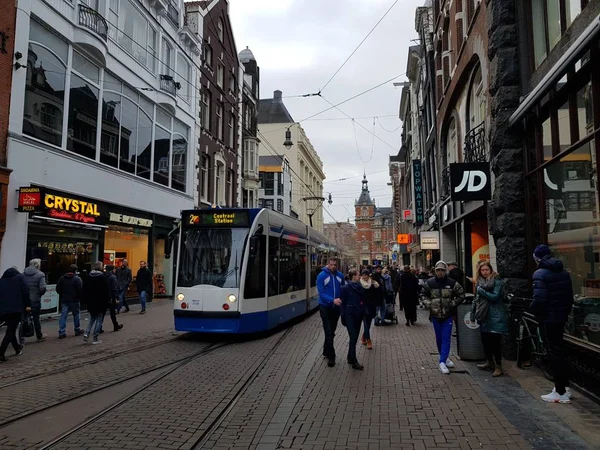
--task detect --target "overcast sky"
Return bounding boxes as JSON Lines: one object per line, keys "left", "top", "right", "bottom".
{"left": 229, "top": 0, "right": 424, "bottom": 223}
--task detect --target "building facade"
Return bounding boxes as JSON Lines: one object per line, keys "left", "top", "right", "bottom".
{"left": 323, "top": 221, "right": 358, "bottom": 267}
{"left": 258, "top": 90, "right": 325, "bottom": 231}
{"left": 0, "top": 2, "right": 17, "bottom": 257}
{"left": 188, "top": 0, "right": 239, "bottom": 208}
{"left": 239, "top": 46, "right": 260, "bottom": 208}
{"left": 354, "top": 175, "right": 395, "bottom": 266}
{"left": 3, "top": 0, "right": 199, "bottom": 310}
{"left": 258, "top": 155, "right": 292, "bottom": 215}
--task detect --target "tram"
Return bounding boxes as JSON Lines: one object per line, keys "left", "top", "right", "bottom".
{"left": 166, "top": 208, "right": 350, "bottom": 333}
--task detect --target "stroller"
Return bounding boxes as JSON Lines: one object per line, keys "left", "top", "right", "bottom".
{"left": 375, "top": 292, "right": 399, "bottom": 325}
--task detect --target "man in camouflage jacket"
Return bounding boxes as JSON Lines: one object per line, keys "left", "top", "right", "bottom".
{"left": 421, "top": 261, "right": 465, "bottom": 374}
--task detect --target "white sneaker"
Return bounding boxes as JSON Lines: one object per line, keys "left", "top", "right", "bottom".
{"left": 445, "top": 359, "right": 455, "bottom": 368}
{"left": 439, "top": 362, "right": 450, "bottom": 374}
{"left": 550, "top": 387, "right": 572, "bottom": 399}
{"left": 92, "top": 340, "right": 102, "bottom": 345}
{"left": 83, "top": 334, "right": 89, "bottom": 343}
{"left": 541, "top": 390, "right": 571, "bottom": 404}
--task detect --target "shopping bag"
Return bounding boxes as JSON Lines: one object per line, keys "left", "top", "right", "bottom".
{"left": 21, "top": 313, "right": 35, "bottom": 338}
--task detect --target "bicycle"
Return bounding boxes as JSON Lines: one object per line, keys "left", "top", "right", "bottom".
{"left": 507, "top": 293, "right": 554, "bottom": 381}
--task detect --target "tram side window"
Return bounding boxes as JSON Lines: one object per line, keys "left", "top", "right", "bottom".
{"left": 310, "top": 247, "right": 318, "bottom": 287}
{"left": 279, "top": 239, "right": 306, "bottom": 293}
{"left": 268, "top": 236, "right": 280, "bottom": 296}
{"left": 244, "top": 235, "right": 266, "bottom": 299}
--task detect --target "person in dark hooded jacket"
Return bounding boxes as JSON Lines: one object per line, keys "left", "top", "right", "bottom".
{"left": 531, "top": 244, "right": 574, "bottom": 404}
{"left": 20, "top": 258, "right": 47, "bottom": 342}
{"left": 0, "top": 267, "right": 31, "bottom": 361}
{"left": 57, "top": 265, "right": 83, "bottom": 338}
{"left": 339, "top": 269, "right": 365, "bottom": 370}
{"left": 100, "top": 265, "right": 123, "bottom": 333}
{"left": 82, "top": 261, "right": 110, "bottom": 344}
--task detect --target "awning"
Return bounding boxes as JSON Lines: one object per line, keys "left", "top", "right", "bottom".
{"left": 509, "top": 15, "right": 600, "bottom": 126}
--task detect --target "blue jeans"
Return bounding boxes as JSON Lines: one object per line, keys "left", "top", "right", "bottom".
{"left": 140, "top": 290, "right": 148, "bottom": 311}
{"left": 118, "top": 288, "right": 129, "bottom": 311}
{"left": 362, "top": 316, "right": 373, "bottom": 340}
{"left": 433, "top": 317, "right": 453, "bottom": 363}
{"left": 59, "top": 303, "right": 81, "bottom": 336}
{"left": 85, "top": 313, "right": 104, "bottom": 341}
{"left": 377, "top": 298, "right": 387, "bottom": 321}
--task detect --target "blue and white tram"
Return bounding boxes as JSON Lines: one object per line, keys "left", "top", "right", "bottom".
{"left": 169, "top": 208, "right": 339, "bottom": 334}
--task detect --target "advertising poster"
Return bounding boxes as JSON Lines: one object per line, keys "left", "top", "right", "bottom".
{"left": 471, "top": 219, "right": 490, "bottom": 274}
{"left": 40, "top": 284, "right": 59, "bottom": 317}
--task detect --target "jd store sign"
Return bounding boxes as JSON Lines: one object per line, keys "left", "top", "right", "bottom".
{"left": 450, "top": 162, "right": 492, "bottom": 202}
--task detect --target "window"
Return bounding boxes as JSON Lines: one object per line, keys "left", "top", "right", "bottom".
{"left": 264, "top": 173, "right": 275, "bottom": 196}
{"left": 202, "top": 90, "right": 211, "bottom": 131}
{"left": 264, "top": 199, "right": 274, "bottom": 210}
{"left": 217, "top": 63, "right": 224, "bottom": 88}
{"left": 153, "top": 119, "right": 170, "bottom": 187}
{"left": 171, "top": 120, "right": 188, "bottom": 192}
{"left": 67, "top": 74, "right": 99, "bottom": 160}
{"left": 201, "top": 155, "right": 209, "bottom": 201}
{"left": 445, "top": 117, "right": 458, "bottom": 165}
{"left": 228, "top": 113, "right": 235, "bottom": 148}
{"left": 277, "top": 172, "right": 284, "bottom": 196}
{"left": 162, "top": 40, "right": 173, "bottom": 76}
{"left": 362, "top": 207, "right": 368, "bottom": 217}
{"left": 230, "top": 73, "right": 236, "bottom": 94}
{"left": 375, "top": 231, "right": 381, "bottom": 240}
{"left": 215, "top": 161, "right": 225, "bottom": 205}
{"left": 177, "top": 54, "right": 190, "bottom": 102}
{"left": 468, "top": 65, "right": 484, "bottom": 129}
{"left": 244, "top": 234, "right": 266, "bottom": 299}
{"left": 109, "top": 0, "right": 157, "bottom": 72}
{"left": 227, "top": 169, "right": 233, "bottom": 206}
{"left": 244, "top": 140, "right": 256, "bottom": 173}
{"left": 278, "top": 238, "right": 306, "bottom": 293}
{"left": 216, "top": 102, "right": 223, "bottom": 141}
{"left": 203, "top": 44, "right": 213, "bottom": 68}
{"left": 217, "top": 19, "right": 223, "bottom": 42}
{"left": 23, "top": 21, "right": 68, "bottom": 147}
{"left": 277, "top": 199, "right": 284, "bottom": 213}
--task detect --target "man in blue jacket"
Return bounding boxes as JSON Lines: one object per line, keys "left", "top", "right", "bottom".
{"left": 316, "top": 258, "right": 345, "bottom": 367}
{"left": 531, "top": 244, "right": 574, "bottom": 404}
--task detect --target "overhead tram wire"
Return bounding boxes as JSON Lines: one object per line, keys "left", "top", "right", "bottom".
{"left": 324, "top": 169, "right": 389, "bottom": 183}
{"left": 319, "top": 0, "right": 400, "bottom": 93}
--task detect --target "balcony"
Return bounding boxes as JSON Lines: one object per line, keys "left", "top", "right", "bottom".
{"left": 464, "top": 122, "right": 487, "bottom": 163}
{"left": 441, "top": 166, "right": 451, "bottom": 200}
{"left": 78, "top": 4, "right": 107, "bottom": 41}
{"left": 159, "top": 75, "right": 179, "bottom": 96}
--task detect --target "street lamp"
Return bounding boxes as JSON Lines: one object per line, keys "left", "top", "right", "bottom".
{"left": 283, "top": 127, "right": 293, "bottom": 150}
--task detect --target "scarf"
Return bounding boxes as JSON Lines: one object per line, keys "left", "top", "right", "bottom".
{"left": 360, "top": 278, "right": 379, "bottom": 289}
{"left": 478, "top": 276, "right": 495, "bottom": 292}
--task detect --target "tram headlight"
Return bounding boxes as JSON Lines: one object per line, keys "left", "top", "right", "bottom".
{"left": 177, "top": 293, "right": 185, "bottom": 301}
{"left": 227, "top": 294, "right": 237, "bottom": 303}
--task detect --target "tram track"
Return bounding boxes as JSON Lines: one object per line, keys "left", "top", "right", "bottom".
{"left": 0, "top": 341, "right": 227, "bottom": 431}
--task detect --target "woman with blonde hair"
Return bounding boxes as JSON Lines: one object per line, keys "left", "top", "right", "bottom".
{"left": 471, "top": 261, "right": 508, "bottom": 377}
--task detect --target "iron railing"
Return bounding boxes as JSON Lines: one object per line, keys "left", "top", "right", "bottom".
{"left": 464, "top": 122, "right": 487, "bottom": 163}
{"left": 78, "top": 4, "right": 108, "bottom": 41}
{"left": 441, "top": 166, "right": 451, "bottom": 199}
{"left": 159, "top": 74, "right": 178, "bottom": 95}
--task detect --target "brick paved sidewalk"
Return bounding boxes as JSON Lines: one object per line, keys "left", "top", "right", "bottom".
{"left": 0, "top": 298, "right": 181, "bottom": 381}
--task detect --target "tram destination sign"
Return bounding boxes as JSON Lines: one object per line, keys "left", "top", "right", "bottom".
{"left": 184, "top": 210, "right": 250, "bottom": 228}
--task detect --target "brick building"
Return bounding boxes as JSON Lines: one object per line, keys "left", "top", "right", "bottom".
{"left": 323, "top": 221, "right": 358, "bottom": 267}
{"left": 192, "top": 0, "right": 240, "bottom": 207}
{"left": 354, "top": 175, "right": 395, "bottom": 266}
{"left": 0, "top": 2, "right": 16, "bottom": 257}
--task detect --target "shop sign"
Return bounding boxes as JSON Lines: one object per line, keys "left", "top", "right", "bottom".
{"left": 412, "top": 160, "right": 424, "bottom": 226}
{"left": 109, "top": 212, "right": 153, "bottom": 227}
{"left": 403, "top": 210, "right": 413, "bottom": 221}
{"left": 18, "top": 186, "right": 43, "bottom": 212}
{"left": 397, "top": 234, "right": 411, "bottom": 245}
{"left": 420, "top": 231, "right": 440, "bottom": 250}
{"left": 450, "top": 163, "right": 492, "bottom": 202}
{"left": 43, "top": 193, "right": 105, "bottom": 224}
{"left": 184, "top": 209, "right": 250, "bottom": 227}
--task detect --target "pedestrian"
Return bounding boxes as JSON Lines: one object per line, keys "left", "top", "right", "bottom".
{"left": 101, "top": 265, "right": 123, "bottom": 332}
{"left": 135, "top": 261, "right": 152, "bottom": 315}
{"left": 360, "top": 269, "right": 380, "bottom": 350}
{"left": 447, "top": 262, "right": 465, "bottom": 288}
{"left": 316, "top": 258, "right": 345, "bottom": 367}
{"left": 82, "top": 261, "right": 110, "bottom": 344}
{"left": 20, "top": 258, "right": 47, "bottom": 343}
{"left": 378, "top": 268, "right": 394, "bottom": 324}
{"left": 421, "top": 261, "right": 465, "bottom": 374}
{"left": 57, "top": 264, "right": 84, "bottom": 338}
{"left": 116, "top": 259, "right": 132, "bottom": 313}
{"left": 531, "top": 244, "right": 574, "bottom": 403}
{"left": 471, "top": 261, "right": 507, "bottom": 377}
{"left": 339, "top": 269, "right": 365, "bottom": 370}
{"left": 0, "top": 267, "right": 30, "bottom": 362}
{"left": 398, "top": 265, "right": 420, "bottom": 326}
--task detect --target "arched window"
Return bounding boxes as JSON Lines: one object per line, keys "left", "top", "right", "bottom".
{"left": 362, "top": 207, "right": 368, "bottom": 217}
{"left": 467, "top": 64, "right": 484, "bottom": 130}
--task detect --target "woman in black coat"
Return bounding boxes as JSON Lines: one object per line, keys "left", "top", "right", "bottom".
{"left": 360, "top": 270, "right": 381, "bottom": 349}
{"left": 0, "top": 268, "right": 31, "bottom": 361}
{"left": 398, "top": 265, "right": 420, "bottom": 326}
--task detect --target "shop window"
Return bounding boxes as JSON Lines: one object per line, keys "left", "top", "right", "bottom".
{"left": 244, "top": 234, "right": 266, "bottom": 299}
{"left": 105, "top": 225, "right": 150, "bottom": 298}
{"left": 154, "top": 235, "right": 173, "bottom": 297}
{"left": 23, "top": 26, "right": 68, "bottom": 146}
{"left": 67, "top": 74, "right": 99, "bottom": 160}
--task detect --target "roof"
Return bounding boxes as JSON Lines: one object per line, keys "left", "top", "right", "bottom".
{"left": 239, "top": 46, "right": 256, "bottom": 63}
{"left": 376, "top": 207, "right": 392, "bottom": 216}
{"left": 356, "top": 174, "right": 374, "bottom": 206}
{"left": 258, "top": 90, "right": 294, "bottom": 124}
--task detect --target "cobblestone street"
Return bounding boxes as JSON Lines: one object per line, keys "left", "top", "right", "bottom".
{"left": 0, "top": 305, "right": 597, "bottom": 450}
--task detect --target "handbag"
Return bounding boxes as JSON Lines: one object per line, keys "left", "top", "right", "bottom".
{"left": 473, "top": 295, "right": 489, "bottom": 323}
{"left": 21, "top": 312, "right": 35, "bottom": 338}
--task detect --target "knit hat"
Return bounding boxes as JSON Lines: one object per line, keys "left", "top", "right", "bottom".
{"left": 434, "top": 261, "right": 448, "bottom": 272}
{"left": 533, "top": 245, "right": 551, "bottom": 261}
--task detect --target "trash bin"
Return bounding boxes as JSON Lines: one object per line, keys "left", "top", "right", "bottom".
{"left": 457, "top": 296, "right": 486, "bottom": 361}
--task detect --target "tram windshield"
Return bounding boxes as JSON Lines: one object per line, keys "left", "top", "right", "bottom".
{"left": 178, "top": 228, "right": 248, "bottom": 288}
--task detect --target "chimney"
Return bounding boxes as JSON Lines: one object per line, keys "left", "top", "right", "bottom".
{"left": 274, "top": 90, "right": 282, "bottom": 102}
